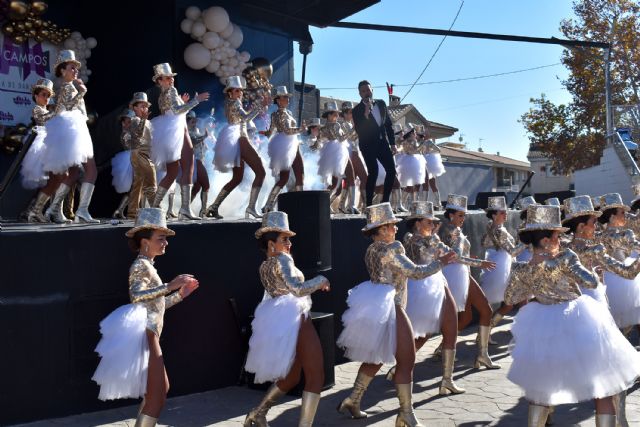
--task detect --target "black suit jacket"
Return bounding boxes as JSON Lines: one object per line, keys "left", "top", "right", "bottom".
{"left": 352, "top": 99, "right": 396, "bottom": 149}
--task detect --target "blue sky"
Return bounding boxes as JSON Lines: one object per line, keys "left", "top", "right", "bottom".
{"left": 294, "top": 0, "right": 577, "bottom": 162}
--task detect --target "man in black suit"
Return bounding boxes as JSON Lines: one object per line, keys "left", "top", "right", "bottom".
{"left": 352, "top": 80, "right": 397, "bottom": 205}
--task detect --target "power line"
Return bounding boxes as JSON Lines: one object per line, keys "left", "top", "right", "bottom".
{"left": 401, "top": 0, "right": 465, "bottom": 102}
{"left": 317, "top": 63, "right": 562, "bottom": 91}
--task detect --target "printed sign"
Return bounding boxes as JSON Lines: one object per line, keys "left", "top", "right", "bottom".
{"left": 0, "top": 34, "right": 59, "bottom": 126}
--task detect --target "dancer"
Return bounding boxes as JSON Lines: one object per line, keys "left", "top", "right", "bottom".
{"left": 479, "top": 196, "right": 526, "bottom": 342}
{"left": 341, "top": 101, "right": 367, "bottom": 211}
{"left": 515, "top": 196, "right": 538, "bottom": 262}
{"left": 395, "top": 124, "right": 427, "bottom": 206}
{"left": 150, "top": 63, "right": 209, "bottom": 220}
{"left": 402, "top": 201, "right": 465, "bottom": 395}
{"left": 207, "top": 75, "right": 268, "bottom": 219}
{"left": 111, "top": 109, "right": 135, "bottom": 219}
{"left": 505, "top": 204, "right": 640, "bottom": 427}
{"left": 417, "top": 125, "right": 445, "bottom": 208}
{"left": 336, "top": 203, "right": 456, "bottom": 425}
{"left": 186, "top": 111, "right": 210, "bottom": 217}
{"left": 438, "top": 195, "right": 499, "bottom": 369}
{"left": 92, "top": 208, "right": 199, "bottom": 426}
{"left": 389, "top": 123, "right": 407, "bottom": 213}
{"left": 126, "top": 92, "right": 157, "bottom": 220}
{"left": 21, "top": 78, "right": 61, "bottom": 223}
{"left": 261, "top": 86, "right": 305, "bottom": 213}
{"left": 41, "top": 50, "right": 98, "bottom": 223}
{"left": 244, "top": 211, "right": 330, "bottom": 427}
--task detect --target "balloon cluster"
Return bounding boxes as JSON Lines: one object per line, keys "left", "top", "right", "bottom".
{"left": 63, "top": 31, "right": 97, "bottom": 82}
{"left": 1, "top": 122, "right": 28, "bottom": 154}
{"left": 180, "top": 5, "right": 251, "bottom": 84}
{"left": 0, "top": 1, "right": 71, "bottom": 45}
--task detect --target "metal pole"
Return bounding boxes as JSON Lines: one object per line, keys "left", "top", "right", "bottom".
{"left": 605, "top": 47, "right": 613, "bottom": 144}
{"left": 297, "top": 41, "right": 313, "bottom": 126}
{"left": 509, "top": 171, "right": 536, "bottom": 209}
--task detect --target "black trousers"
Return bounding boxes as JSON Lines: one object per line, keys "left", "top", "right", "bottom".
{"left": 359, "top": 139, "right": 396, "bottom": 206}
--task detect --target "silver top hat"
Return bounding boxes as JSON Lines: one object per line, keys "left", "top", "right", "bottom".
{"left": 255, "top": 211, "right": 297, "bottom": 239}
{"left": 119, "top": 109, "right": 136, "bottom": 120}
{"left": 519, "top": 205, "right": 568, "bottom": 233}
{"left": 323, "top": 100, "right": 339, "bottom": 113}
{"left": 273, "top": 86, "right": 292, "bottom": 98}
{"left": 307, "top": 117, "right": 321, "bottom": 127}
{"left": 53, "top": 49, "right": 81, "bottom": 70}
{"left": 362, "top": 202, "right": 402, "bottom": 232}
{"left": 517, "top": 196, "right": 537, "bottom": 211}
{"left": 187, "top": 111, "right": 197, "bottom": 119}
{"left": 129, "top": 91, "right": 151, "bottom": 107}
{"left": 407, "top": 201, "right": 439, "bottom": 221}
{"left": 392, "top": 123, "right": 403, "bottom": 135}
{"left": 125, "top": 208, "right": 175, "bottom": 238}
{"left": 403, "top": 123, "right": 416, "bottom": 137}
{"left": 486, "top": 196, "right": 507, "bottom": 211}
{"left": 415, "top": 124, "right": 426, "bottom": 136}
{"left": 545, "top": 197, "right": 561, "bottom": 207}
{"left": 562, "top": 195, "right": 602, "bottom": 223}
{"left": 31, "top": 78, "right": 55, "bottom": 96}
{"left": 446, "top": 194, "right": 467, "bottom": 212}
{"left": 599, "top": 193, "right": 630, "bottom": 212}
{"left": 152, "top": 63, "right": 177, "bottom": 83}
{"left": 224, "top": 75, "right": 246, "bottom": 92}
{"left": 590, "top": 196, "right": 600, "bottom": 209}
{"left": 341, "top": 101, "right": 355, "bottom": 110}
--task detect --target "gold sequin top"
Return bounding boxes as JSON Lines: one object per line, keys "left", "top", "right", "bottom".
{"left": 570, "top": 237, "right": 640, "bottom": 279}
{"left": 54, "top": 81, "right": 87, "bottom": 115}
{"left": 128, "top": 255, "right": 182, "bottom": 336}
{"left": 421, "top": 139, "right": 441, "bottom": 154}
{"left": 403, "top": 233, "right": 450, "bottom": 265}
{"left": 32, "top": 105, "right": 54, "bottom": 126}
{"left": 365, "top": 240, "right": 443, "bottom": 308}
{"left": 341, "top": 121, "right": 359, "bottom": 151}
{"left": 504, "top": 249, "right": 599, "bottom": 305}
{"left": 481, "top": 222, "right": 526, "bottom": 257}
{"left": 599, "top": 226, "right": 640, "bottom": 262}
{"left": 224, "top": 98, "right": 262, "bottom": 138}
{"left": 127, "top": 117, "right": 152, "bottom": 155}
{"left": 399, "top": 138, "right": 423, "bottom": 155}
{"left": 259, "top": 253, "right": 328, "bottom": 298}
{"left": 320, "top": 121, "right": 346, "bottom": 142}
{"left": 265, "top": 108, "right": 302, "bottom": 137}
{"left": 158, "top": 86, "right": 198, "bottom": 115}
{"left": 438, "top": 219, "right": 484, "bottom": 267}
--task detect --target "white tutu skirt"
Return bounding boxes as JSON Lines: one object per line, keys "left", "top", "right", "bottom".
{"left": 111, "top": 150, "right": 133, "bottom": 194}
{"left": 508, "top": 295, "right": 640, "bottom": 405}
{"left": 396, "top": 153, "right": 427, "bottom": 187}
{"left": 317, "top": 139, "right": 350, "bottom": 181}
{"left": 480, "top": 249, "right": 512, "bottom": 305}
{"left": 442, "top": 263, "right": 469, "bottom": 312}
{"left": 268, "top": 132, "right": 299, "bottom": 176}
{"left": 337, "top": 281, "right": 397, "bottom": 364}
{"left": 425, "top": 153, "right": 446, "bottom": 178}
{"left": 213, "top": 124, "right": 242, "bottom": 172}
{"left": 603, "top": 271, "right": 640, "bottom": 328}
{"left": 41, "top": 110, "right": 93, "bottom": 174}
{"left": 245, "top": 294, "right": 311, "bottom": 384}
{"left": 581, "top": 284, "right": 609, "bottom": 308}
{"left": 151, "top": 112, "right": 185, "bottom": 167}
{"left": 20, "top": 127, "right": 48, "bottom": 189}
{"left": 92, "top": 304, "right": 149, "bottom": 401}
{"left": 405, "top": 272, "right": 446, "bottom": 338}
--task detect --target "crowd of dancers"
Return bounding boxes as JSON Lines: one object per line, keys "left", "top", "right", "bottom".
{"left": 15, "top": 51, "right": 640, "bottom": 426}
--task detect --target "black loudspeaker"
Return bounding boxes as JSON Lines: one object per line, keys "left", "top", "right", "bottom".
{"left": 277, "top": 191, "right": 332, "bottom": 276}
{"left": 475, "top": 192, "right": 507, "bottom": 210}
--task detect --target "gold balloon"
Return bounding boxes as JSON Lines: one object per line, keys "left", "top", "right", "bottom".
{"left": 33, "top": 19, "right": 42, "bottom": 28}
{"left": 31, "top": 1, "right": 48, "bottom": 15}
{"left": 16, "top": 22, "right": 24, "bottom": 31}
{"left": 28, "top": 29, "right": 36, "bottom": 37}
{"left": 3, "top": 24, "right": 15, "bottom": 35}
{"left": 40, "top": 29, "right": 48, "bottom": 37}
{"left": 24, "top": 20, "right": 32, "bottom": 29}
{"left": 34, "top": 34, "right": 43, "bottom": 42}
{"left": 9, "top": 1, "right": 29, "bottom": 20}
{"left": 13, "top": 35, "right": 25, "bottom": 43}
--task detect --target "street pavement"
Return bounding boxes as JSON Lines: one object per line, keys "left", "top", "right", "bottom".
{"left": 13, "top": 317, "right": 640, "bottom": 426}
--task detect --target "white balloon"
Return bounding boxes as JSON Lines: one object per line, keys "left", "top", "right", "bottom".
{"left": 78, "top": 40, "right": 86, "bottom": 49}
{"left": 180, "top": 18, "right": 193, "bottom": 34}
{"left": 84, "top": 49, "right": 91, "bottom": 58}
{"left": 185, "top": 6, "right": 201, "bottom": 20}
{"left": 215, "top": 69, "right": 224, "bottom": 77}
{"left": 213, "top": 52, "right": 222, "bottom": 61}
{"left": 228, "top": 57, "right": 238, "bottom": 67}
{"left": 219, "top": 77, "right": 228, "bottom": 85}
{"left": 64, "top": 39, "right": 76, "bottom": 49}
{"left": 191, "top": 21, "right": 206, "bottom": 38}
{"left": 202, "top": 32, "right": 221, "bottom": 50}
{"left": 222, "top": 41, "right": 230, "bottom": 48}
{"left": 206, "top": 59, "right": 220, "bottom": 73}
{"left": 220, "top": 22, "right": 234, "bottom": 39}
{"left": 240, "top": 51, "right": 250, "bottom": 62}
{"left": 86, "top": 37, "right": 97, "bottom": 49}
{"left": 71, "top": 31, "right": 82, "bottom": 41}
{"left": 203, "top": 6, "right": 230, "bottom": 33}
{"left": 183, "top": 43, "right": 211, "bottom": 70}
{"left": 228, "top": 25, "right": 243, "bottom": 48}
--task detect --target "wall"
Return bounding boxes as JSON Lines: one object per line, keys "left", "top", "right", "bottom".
{"left": 574, "top": 145, "right": 635, "bottom": 203}
{"left": 437, "top": 162, "right": 494, "bottom": 207}
{"left": 528, "top": 157, "right": 573, "bottom": 194}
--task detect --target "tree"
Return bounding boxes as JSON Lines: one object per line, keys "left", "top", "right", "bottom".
{"left": 520, "top": 0, "right": 640, "bottom": 174}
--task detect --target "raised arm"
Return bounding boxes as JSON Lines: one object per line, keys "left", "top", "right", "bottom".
{"left": 167, "top": 87, "right": 199, "bottom": 115}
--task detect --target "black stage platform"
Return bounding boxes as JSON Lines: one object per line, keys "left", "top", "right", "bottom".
{"left": 0, "top": 212, "right": 520, "bottom": 425}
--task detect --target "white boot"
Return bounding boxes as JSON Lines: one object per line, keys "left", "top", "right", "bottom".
{"left": 178, "top": 184, "right": 201, "bottom": 220}
{"left": 74, "top": 182, "right": 100, "bottom": 223}
{"left": 48, "top": 184, "right": 72, "bottom": 224}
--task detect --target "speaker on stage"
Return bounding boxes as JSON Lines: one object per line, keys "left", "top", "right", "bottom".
{"left": 277, "top": 191, "right": 332, "bottom": 276}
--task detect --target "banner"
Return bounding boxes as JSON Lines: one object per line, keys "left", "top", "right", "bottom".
{"left": 0, "top": 34, "right": 59, "bottom": 126}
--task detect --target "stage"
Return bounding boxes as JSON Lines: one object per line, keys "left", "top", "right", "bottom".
{"left": 0, "top": 210, "right": 520, "bottom": 425}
